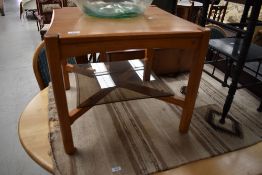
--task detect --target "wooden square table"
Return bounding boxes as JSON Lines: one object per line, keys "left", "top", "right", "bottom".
{"left": 44, "top": 6, "right": 209, "bottom": 154}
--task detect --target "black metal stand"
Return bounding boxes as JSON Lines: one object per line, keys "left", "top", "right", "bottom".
{"left": 200, "top": 0, "right": 262, "bottom": 135}
{"left": 220, "top": 1, "right": 261, "bottom": 123}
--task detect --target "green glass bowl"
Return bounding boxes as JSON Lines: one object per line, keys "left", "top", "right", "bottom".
{"left": 75, "top": 0, "right": 153, "bottom": 18}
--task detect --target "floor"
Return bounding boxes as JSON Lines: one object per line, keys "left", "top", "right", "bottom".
{"left": 0, "top": 0, "right": 49, "bottom": 174}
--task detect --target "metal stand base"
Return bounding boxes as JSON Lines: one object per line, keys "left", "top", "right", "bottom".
{"left": 206, "top": 109, "right": 243, "bottom": 138}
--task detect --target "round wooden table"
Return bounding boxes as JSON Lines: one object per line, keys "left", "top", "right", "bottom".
{"left": 18, "top": 88, "right": 262, "bottom": 175}
{"left": 18, "top": 89, "right": 53, "bottom": 173}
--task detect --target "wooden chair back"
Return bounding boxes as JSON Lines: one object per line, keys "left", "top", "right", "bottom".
{"left": 33, "top": 41, "right": 80, "bottom": 90}
{"left": 33, "top": 41, "right": 50, "bottom": 90}
{"left": 208, "top": 2, "right": 228, "bottom": 23}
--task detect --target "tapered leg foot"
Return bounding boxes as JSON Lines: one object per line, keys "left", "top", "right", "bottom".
{"left": 65, "top": 146, "right": 77, "bottom": 155}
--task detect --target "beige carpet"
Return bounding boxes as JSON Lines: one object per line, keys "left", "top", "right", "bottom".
{"left": 48, "top": 71, "right": 262, "bottom": 175}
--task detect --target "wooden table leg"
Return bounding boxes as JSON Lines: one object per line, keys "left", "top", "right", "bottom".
{"left": 179, "top": 31, "right": 210, "bottom": 133}
{"left": 99, "top": 51, "right": 107, "bottom": 62}
{"left": 62, "top": 60, "right": 70, "bottom": 90}
{"left": 143, "top": 48, "right": 154, "bottom": 81}
{"left": 45, "top": 35, "right": 76, "bottom": 154}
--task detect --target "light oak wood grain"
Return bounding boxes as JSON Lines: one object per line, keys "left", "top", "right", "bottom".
{"left": 18, "top": 89, "right": 53, "bottom": 173}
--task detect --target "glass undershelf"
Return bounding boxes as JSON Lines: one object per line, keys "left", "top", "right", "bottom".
{"left": 74, "top": 59, "right": 174, "bottom": 108}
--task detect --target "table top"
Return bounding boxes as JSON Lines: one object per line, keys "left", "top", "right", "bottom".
{"left": 47, "top": 6, "right": 204, "bottom": 40}
{"left": 19, "top": 88, "right": 262, "bottom": 175}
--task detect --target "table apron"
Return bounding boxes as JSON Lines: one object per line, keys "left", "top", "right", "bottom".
{"left": 60, "top": 37, "right": 200, "bottom": 58}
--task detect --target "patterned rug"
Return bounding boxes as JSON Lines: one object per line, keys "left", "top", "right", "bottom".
{"left": 48, "top": 72, "right": 262, "bottom": 175}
